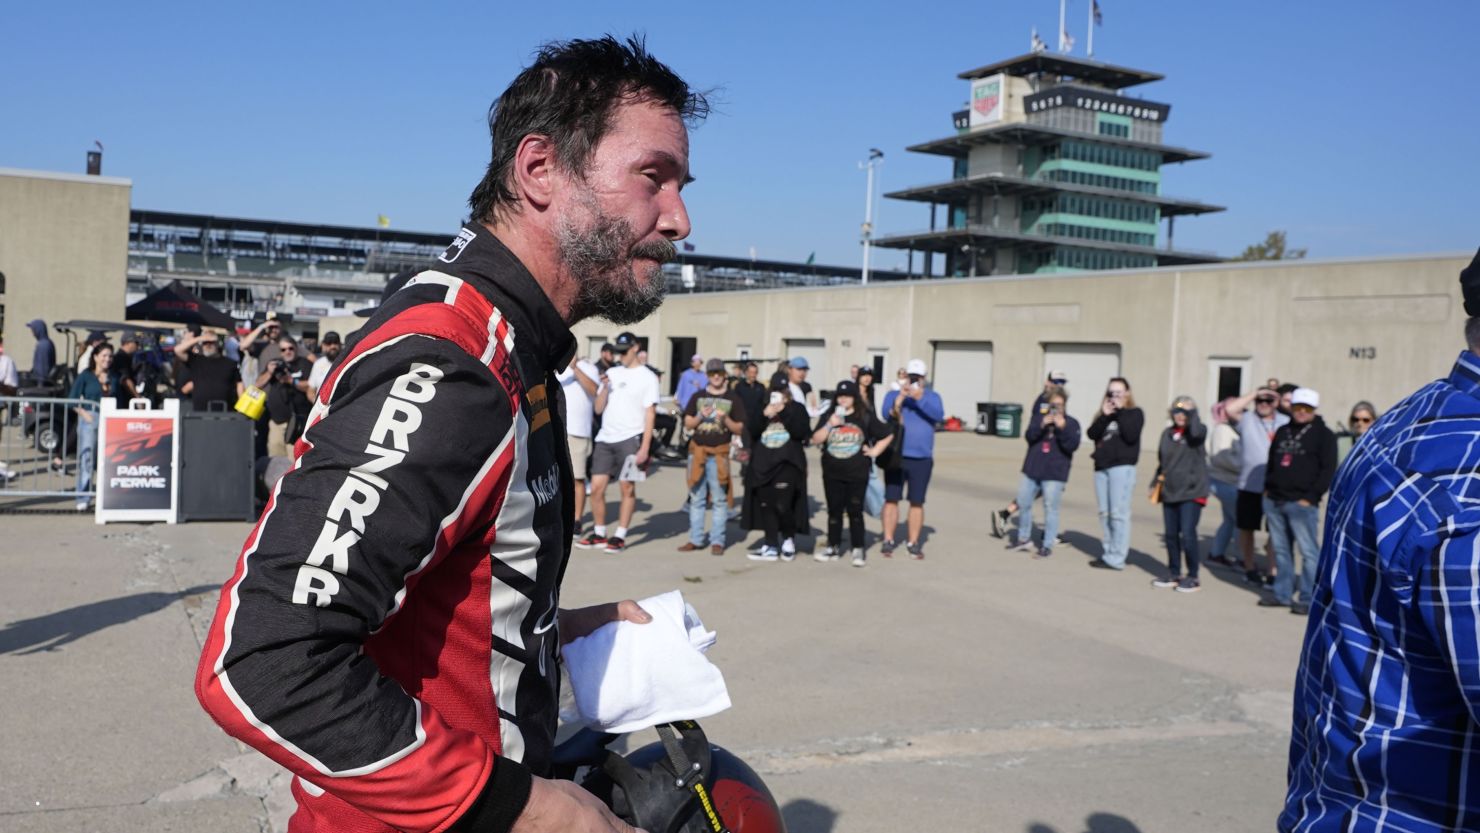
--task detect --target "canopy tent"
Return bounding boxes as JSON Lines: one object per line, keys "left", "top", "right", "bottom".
{"left": 125, "top": 280, "right": 236, "bottom": 329}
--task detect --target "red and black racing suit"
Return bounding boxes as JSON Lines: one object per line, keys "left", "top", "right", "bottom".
{"left": 196, "top": 225, "right": 577, "bottom": 833}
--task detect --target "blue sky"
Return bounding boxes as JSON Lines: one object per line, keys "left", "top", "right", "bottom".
{"left": 3, "top": 1, "right": 1475, "bottom": 270}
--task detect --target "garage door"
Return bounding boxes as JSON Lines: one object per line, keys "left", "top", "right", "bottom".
{"left": 931, "top": 341, "right": 994, "bottom": 422}
{"left": 1042, "top": 343, "right": 1122, "bottom": 430}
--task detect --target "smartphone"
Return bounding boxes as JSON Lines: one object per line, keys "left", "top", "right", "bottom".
{"left": 769, "top": 392, "right": 783, "bottom": 406}
{"left": 836, "top": 406, "right": 851, "bottom": 417}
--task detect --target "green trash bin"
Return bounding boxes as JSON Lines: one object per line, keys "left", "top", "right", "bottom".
{"left": 993, "top": 403, "right": 1023, "bottom": 438}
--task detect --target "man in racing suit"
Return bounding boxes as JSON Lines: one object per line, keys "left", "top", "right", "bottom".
{"left": 196, "top": 35, "right": 705, "bottom": 833}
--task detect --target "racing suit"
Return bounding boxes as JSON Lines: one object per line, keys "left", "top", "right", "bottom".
{"left": 196, "top": 224, "right": 577, "bottom": 833}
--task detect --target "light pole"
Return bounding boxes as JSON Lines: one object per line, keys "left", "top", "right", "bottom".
{"left": 859, "top": 148, "right": 884, "bottom": 285}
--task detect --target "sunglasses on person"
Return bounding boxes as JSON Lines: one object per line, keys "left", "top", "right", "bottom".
{"left": 1351, "top": 415, "right": 1373, "bottom": 425}
{"left": 1050, "top": 377, "right": 1067, "bottom": 385}
{"left": 1255, "top": 396, "right": 1277, "bottom": 405}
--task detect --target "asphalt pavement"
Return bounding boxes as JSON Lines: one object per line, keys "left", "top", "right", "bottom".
{"left": 0, "top": 433, "right": 1303, "bottom": 832}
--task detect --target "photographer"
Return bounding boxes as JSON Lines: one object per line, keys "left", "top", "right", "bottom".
{"left": 174, "top": 328, "right": 244, "bottom": 412}
{"left": 1007, "top": 384, "right": 1079, "bottom": 558}
{"left": 1087, "top": 376, "right": 1144, "bottom": 571}
{"left": 1150, "top": 396, "right": 1209, "bottom": 593}
{"left": 253, "top": 336, "right": 313, "bottom": 458}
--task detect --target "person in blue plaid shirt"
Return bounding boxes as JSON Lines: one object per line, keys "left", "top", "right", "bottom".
{"left": 1283, "top": 249, "right": 1480, "bottom": 831}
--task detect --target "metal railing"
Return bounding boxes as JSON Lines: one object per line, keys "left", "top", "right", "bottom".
{"left": 0, "top": 396, "right": 95, "bottom": 506}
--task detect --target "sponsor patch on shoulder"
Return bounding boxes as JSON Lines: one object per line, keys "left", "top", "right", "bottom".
{"left": 438, "top": 228, "right": 476, "bottom": 263}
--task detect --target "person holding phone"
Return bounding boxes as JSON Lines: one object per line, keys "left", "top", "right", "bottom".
{"left": 879, "top": 358, "right": 946, "bottom": 559}
{"left": 742, "top": 378, "right": 811, "bottom": 561}
{"left": 1149, "top": 396, "right": 1209, "bottom": 592}
{"left": 811, "top": 379, "right": 893, "bottom": 567}
{"left": 1087, "top": 376, "right": 1144, "bottom": 571}
{"left": 1007, "top": 384, "right": 1079, "bottom": 558}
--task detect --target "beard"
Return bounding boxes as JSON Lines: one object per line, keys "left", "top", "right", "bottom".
{"left": 559, "top": 192, "right": 673, "bottom": 325}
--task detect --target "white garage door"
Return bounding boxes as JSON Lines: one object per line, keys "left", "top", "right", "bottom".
{"left": 932, "top": 341, "right": 994, "bottom": 422}
{"left": 784, "top": 338, "right": 827, "bottom": 388}
{"left": 1042, "top": 343, "right": 1122, "bottom": 430}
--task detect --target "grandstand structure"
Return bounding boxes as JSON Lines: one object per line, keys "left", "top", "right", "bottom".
{"left": 875, "top": 52, "right": 1224, "bottom": 277}
{"left": 127, "top": 210, "right": 898, "bottom": 331}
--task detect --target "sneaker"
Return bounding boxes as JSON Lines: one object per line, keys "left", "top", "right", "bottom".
{"left": 780, "top": 539, "right": 796, "bottom": 562}
{"left": 1243, "top": 569, "right": 1262, "bottom": 585}
{"left": 1054, "top": 534, "right": 1065, "bottom": 546}
{"left": 603, "top": 536, "right": 626, "bottom": 554}
{"left": 748, "top": 546, "right": 779, "bottom": 562}
{"left": 1257, "top": 596, "right": 1289, "bottom": 608}
{"left": 1034, "top": 547, "right": 1052, "bottom": 559}
{"left": 907, "top": 541, "right": 924, "bottom": 560}
{"left": 851, "top": 548, "right": 866, "bottom": 567}
{"left": 575, "top": 532, "right": 606, "bottom": 550}
{"left": 1175, "top": 577, "right": 1202, "bottom": 593}
{"left": 1151, "top": 575, "right": 1182, "bottom": 589}
{"left": 710, "top": 544, "right": 724, "bottom": 556}
{"left": 76, "top": 500, "right": 91, "bottom": 512}
{"left": 990, "top": 509, "right": 1009, "bottom": 538}
{"left": 881, "top": 539, "right": 897, "bottom": 558}
{"left": 1290, "top": 601, "right": 1311, "bottom": 615}
{"left": 1006, "top": 539, "right": 1033, "bottom": 552}
{"left": 814, "top": 546, "right": 841, "bottom": 563}
{"left": 746, "top": 540, "right": 766, "bottom": 556}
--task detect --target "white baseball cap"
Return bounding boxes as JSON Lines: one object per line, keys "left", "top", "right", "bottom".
{"left": 906, "top": 358, "right": 928, "bottom": 376}
{"left": 1291, "top": 387, "right": 1320, "bottom": 409}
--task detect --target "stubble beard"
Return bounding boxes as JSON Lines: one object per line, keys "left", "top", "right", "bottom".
{"left": 559, "top": 191, "right": 673, "bottom": 325}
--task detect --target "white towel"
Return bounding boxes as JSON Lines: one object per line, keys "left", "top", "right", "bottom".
{"left": 561, "top": 590, "right": 731, "bottom": 734}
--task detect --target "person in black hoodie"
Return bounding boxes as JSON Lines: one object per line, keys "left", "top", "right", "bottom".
{"left": 1150, "top": 396, "right": 1209, "bottom": 592}
{"left": 742, "top": 377, "right": 812, "bottom": 562}
{"left": 1259, "top": 386, "right": 1338, "bottom": 614}
{"left": 1006, "top": 384, "right": 1080, "bottom": 558}
{"left": 1087, "top": 376, "right": 1145, "bottom": 570}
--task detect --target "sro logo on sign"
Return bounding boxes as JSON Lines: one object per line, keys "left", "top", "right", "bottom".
{"left": 126, "top": 421, "right": 153, "bottom": 432}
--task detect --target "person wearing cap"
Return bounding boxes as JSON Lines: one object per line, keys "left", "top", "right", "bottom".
{"left": 674, "top": 353, "right": 707, "bottom": 412}
{"left": 679, "top": 358, "right": 747, "bottom": 555}
{"left": 994, "top": 370, "right": 1069, "bottom": 540}
{"left": 854, "top": 362, "right": 878, "bottom": 418}
{"left": 596, "top": 342, "right": 618, "bottom": 373}
{"left": 811, "top": 379, "right": 894, "bottom": 566}
{"left": 742, "top": 376, "right": 812, "bottom": 561}
{"left": 786, "top": 356, "right": 820, "bottom": 417}
{"left": 880, "top": 358, "right": 946, "bottom": 559}
{"left": 1226, "top": 385, "right": 1290, "bottom": 585}
{"left": 1148, "top": 395, "right": 1209, "bottom": 593}
{"left": 1005, "top": 384, "right": 1079, "bottom": 559}
{"left": 580, "top": 331, "right": 659, "bottom": 554}
{"left": 307, "top": 331, "right": 343, "bottom": 398}
{"left": 1282, "top": 249, "right": 1480, "bottom": 830}
{"left": 242, "top": 312, "right": 285, "bottom": 366}
{"left": 1257, "top": 387, "right": 1336, "bottom": 613}
{"left": 174, "top": 329, "right": 243, "bottom": 412}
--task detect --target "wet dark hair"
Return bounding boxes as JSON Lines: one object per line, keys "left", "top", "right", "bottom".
{"left": 468, "top": 35, "right": 710, "bottom": 223}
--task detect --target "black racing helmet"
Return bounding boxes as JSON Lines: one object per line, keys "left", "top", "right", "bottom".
{"left": 576, "top": 721, "right": 787, "bottom": 833}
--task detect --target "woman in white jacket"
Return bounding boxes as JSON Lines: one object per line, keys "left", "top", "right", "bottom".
{"left": 1204, "top": 397, "right": 1243, "bottom": 567}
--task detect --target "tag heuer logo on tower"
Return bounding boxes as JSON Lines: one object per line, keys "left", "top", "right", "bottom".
{"left": 969, "top": 73, "right": 1005, "bottom": 127}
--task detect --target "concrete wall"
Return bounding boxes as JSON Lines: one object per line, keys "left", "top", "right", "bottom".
{"left": 572, "top": 253, "right": 1471, "bottom": 424}
{"left": 0, "top": 168, "right": 131, "bottom": 376}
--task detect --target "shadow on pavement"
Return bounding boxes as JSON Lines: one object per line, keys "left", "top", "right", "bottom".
{"left": 1028, "top": 812, "right": 1145, "bottom": 833}
{"left": 0, "top": 584, "right": 216, "bottom": 655}
{"left": 782, "top": 798, "right": 839, "bottom": 832}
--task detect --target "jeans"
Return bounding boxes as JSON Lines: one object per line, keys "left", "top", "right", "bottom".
{"left": 1264, "top": 498, "right": 1321, "bottom": 604}
{"left": 687, "top": 456, "right": 727, "bottom": 547}
{"left": 1013, "top": 474, "right": 1066, "bottom": 548}
{"left": 1208, "top": 479, "right": 1238, "bottom": 558}
{"left": 1093, "top": 465, "right": 1137, "bottom": 568}
{"left": 76, "top": 415, "right": 99, "bottom": 497}
{"left": 1161, "top": 500, "right": 1203, "bottom": 579}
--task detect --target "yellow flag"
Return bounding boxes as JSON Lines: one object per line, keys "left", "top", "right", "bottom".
{"left": 377, "top": 214, "right": 390, "bottom": 228}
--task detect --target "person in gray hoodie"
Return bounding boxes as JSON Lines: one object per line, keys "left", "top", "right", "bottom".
{"left": 1150, "top": 396, "right": 1209, "bottom": 592}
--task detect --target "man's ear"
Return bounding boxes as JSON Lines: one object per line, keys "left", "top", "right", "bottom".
{"left": 511, "top": 134, "right": 558, "bottom": 210}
